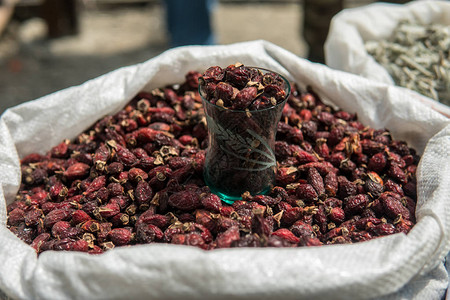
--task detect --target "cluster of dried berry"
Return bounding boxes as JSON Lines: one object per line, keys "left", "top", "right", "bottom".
{"left": 6, "top": 69, "right": 419, "bottom": 254}
{"left": 200, "top": 63, "right": 288, "bottom": 110}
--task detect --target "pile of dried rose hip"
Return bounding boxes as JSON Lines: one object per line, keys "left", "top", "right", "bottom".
{"left": 7, "top": 67, "right": 419, "bottom": 254}
{"left": 200, "top": 63, "right": 287, "bottom": 110}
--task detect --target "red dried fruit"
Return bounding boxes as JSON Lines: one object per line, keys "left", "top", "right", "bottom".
{"left": 128, "top": 168, "right": 148, "bottom": 182}
{"left": 31, "top": 233, "right": 50, "bottom": 253}
{"left": 387, "top": 165, "right": 407, "bottom": 184}
{"left": 327, "top": 126, "right": 344, "bottom": 147}
{"left": 53, "top": 238, "right": 74, "bottom": 251}
{"left": 88, "top": 245, "right": 103, "bottom": 254}
{"left": 167, "top": 157, "right": 193, "bottom": 170}
{"left": 272, "top": 228, "right": 300, "bottom": 244}
{"left": 390, "top": 140, "right": 410, "bottom": 156}
{"left": 349, "top": 231, "right": 372, "bottom": 242}
{"left": 297, "top": 162, "right": 337, "bottom": 176}
{"left": 281, "top": 207, "right": 303, "bottom": 227}
{"left": 379, "top": 192, "right": 412, "bottom": 221}
{"left": 300, "top": 236, "right": 322, "bottom": 247}
{"left": 328, "top": 207, "right": 345, "bottom": 224}
{"left": 232, "top": 86, "right": 257, "bottom": 110}
{"left": 387, "top": 152, "right": 406, "bottom": 168}
{"left": 30, "top": 190, "right": 49, "bottom": 205}
{"left": 24, "top": 209, "right": 43, "bottom": 227}
{"left": 202, "top": 66, "right": 224, "bottom": 82}
{"left": 114, "top": 143, "right": 137, "bottom": 167}
{"left": 200, "top": 193, "right": 222, "bottom": 212}
{"left": 216, "top": 226, "right": 240, "bottom": 248}
{"left": 148, "top": 166, "right": 172, "bottom": 190}
{"left": 49, "top": 179, "right": 68, "bottom": 202}
{"left": 111, "top": 213, "right": 130, "bottom": 227}
{"left": 290, "top": 220, "right": 314, "bottom": 238}
{"left": 111, "top": 195, "right": 129, "bottom": 210}
{"left": 108, "top": 228, "right": 133, "bottom": 246}
{"left": 314, "top": 205, "right": 328, "bottom": 234}
{"left": 106, "top": 162, "right": 124, "bottom": 175}
{"left": 339, "top": 158, "right": 356, "bottom": 174}
{"left": 7, "top": 208, "right": 25, "bottom": 226}
{"left": 178, "top": 135, "right": 195, "bottom": 146}
{"left": 338, "top": 176, "right": 357, "bottom": 198}
{"left": 355, "top": 217, "right": 381, "bottom": 231}
{"left": 371, "top": 223, "right": 395, "bottom": 236}
{"left": 137, "top": 212, "right": 169, "bottom": 229}
{"left": 231, "top": 234, "right": 261, "bottom": 247}
{"left": 136, "top": 223, "right": 164, "bottom": 243}
{"left": 219, "top": 206, "right": 235, "bottom": 218}
{"left": 395, "top": 218, "right": 413, "bottom": 234}
{"left": 402, "top": 196, "right": 416, "bottom": 218}
{"left": 64, "top": 163, "right": 90, "bottom": 180}
{"left": 214, "top": 82, "right": 234, "bottom": 106}
{"left": 71, "top": 239, "right": 90, "bottom": 252}
{"left": 168, "top": 190, "right": 201, "bottom": 211}
{"left": 296, "top": 184, "right": 318, "bottom": 202}
{"left": 195, "top": 210, "right": 217, "bottom": 233}
{"left": 85, "top": 175, "right": 106, "bottom": 195}
{"left": 307, "top": 167, "right": 325, "bottom": 197}
{"left": 80, "top": 219, "right": 100, "bottom": 233}
{"left": 96, "top": 223, "right": 113, "bottom": 244}
{"left": 50, "top": 141, "right": 69, "bottom": 158}
{"left": 44, "top": 208, "right": 72, "bottom": 228}
{"left": 107, "top": 182, "right": 124, "bottom": 197}
{"left": 364, "top": 173, "right": 384, "bottom": 199}
{"left": 344, "top": 194, "right": 369, "bottom": 215}
{"left": 252, "top": 215, "right": 274, "bottom": 237}
{"left": 98, "top": 201, "right": 121, "bottom": 219}
{"left": 71, "top": 210, "right": 91, "bottom": 225}
{"left": 225, "top": 65, "right": 250, "bottom": 88}
{"left": 384, "top": 179, "right": 405, "bottom": 196}
{"left": 93, "top": 144, "right": 110, "bottom": 171}
{"left": 135, "top": 180, "right": 153, "bottom": 208}
{"left": 266, "top": 235, "right": 296, "bottom": 247}
{"left": 185, "top": 232, "right": 209, "bottom": 249}
{"left": 51, "top": 221, "right": 71, "bottom": 238}
{"left": 324, "top": 171, "right": 338, "bottom": 197}
{"left": 166, "top": 164, "right": 195, "bottom": 188}
{"left": 299, "top": 108, "right": 312, "bottom": 121}
{"left": 21, "top": 153, "right": 45, "bottom": 164}
{"left": 368, "top": 152, "right": 387, "bottom": 173}
{"left": 275, "top": 141, "right": 292, "bottom": 159}
{"left": 276, "top": 167, "right": 298, "bottom": 185}
{"left": 23, "top": 168, "right": 47, "bottom": 185}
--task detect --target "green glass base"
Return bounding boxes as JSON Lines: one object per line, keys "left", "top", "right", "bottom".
{"left": 207, "top": 184, "right": 272, "bottom": 205}
{"left": 211, "top": 190, "right": 241, "bottom": 204}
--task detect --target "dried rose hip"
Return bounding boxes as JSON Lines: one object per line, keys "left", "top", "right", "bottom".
{"left": 108, "top": 228, "right": 133, "bottom": 246}
{"left": 7, "top": 69, "right": 419, "bottom": 254}
{"left": 168, "top": 190, "right": 201, "bottom": 211}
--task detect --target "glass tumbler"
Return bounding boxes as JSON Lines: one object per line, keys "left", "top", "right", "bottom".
{"left": 199, "top": 68, "right": 290, "bottom": 203}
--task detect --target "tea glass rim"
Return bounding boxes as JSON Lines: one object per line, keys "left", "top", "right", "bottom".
{"left": 198, "top": 66, "right": 291, "bottom": 114}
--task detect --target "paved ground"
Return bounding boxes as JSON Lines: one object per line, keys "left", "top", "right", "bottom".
{"left": 0, "top": 1, "right": 306, "bottom": 115}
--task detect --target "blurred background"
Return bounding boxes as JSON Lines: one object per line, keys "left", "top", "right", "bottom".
{"left": 0, "top": 0, "right": 400, "bottom": 115}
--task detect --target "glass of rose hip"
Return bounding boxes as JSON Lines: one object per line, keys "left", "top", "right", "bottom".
{"left": 199, "top": 63, "right": 291, "bottom": 203}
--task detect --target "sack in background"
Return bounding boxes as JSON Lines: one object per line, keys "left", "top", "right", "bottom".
{"left": 324, "top": 1, "right": 450, "bottom": 117}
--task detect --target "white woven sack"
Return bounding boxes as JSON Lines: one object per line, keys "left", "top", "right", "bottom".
{"left": 0, "top": 40, "right": 449, "bottom": 300}
{"left": 324, "top": 0, "right": 450, "bottom": 117}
